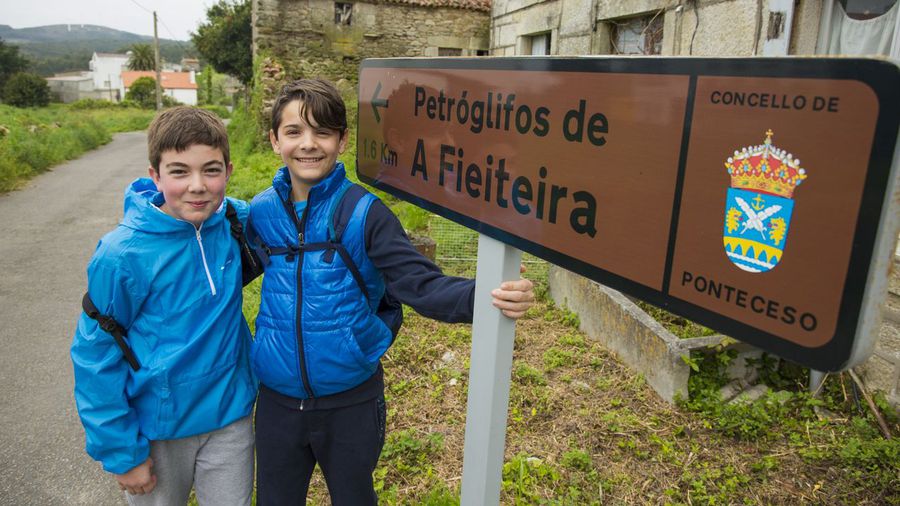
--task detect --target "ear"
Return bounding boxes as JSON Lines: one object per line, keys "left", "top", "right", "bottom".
{"left": 269, "top": 129, "right": 280, "bottom": 154}
{"left": 225, "top": 162, "right": 234, "bottom": 181}
{"left": 338, "top": 129, "right": 349, "bottom": 154}
{"left": 148, "top": 166, "right": 161, "bottom": 186}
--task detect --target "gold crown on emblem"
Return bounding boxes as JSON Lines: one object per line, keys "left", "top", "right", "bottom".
{"left": 725, "top": 130, "right": 807, "bottom": 199}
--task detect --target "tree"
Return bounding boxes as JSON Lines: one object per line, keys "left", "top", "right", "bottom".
{"left": 127, "top": 43, "right": 156, "bottom": 71}
{"left": 3, "top": 72, "right": 50, "bottom": 107}
{"left": 0, "top": 38, "right": 30, "bottom": 90}
{"left": 198, "top": 65, "right": 229, "bottom": 106}
{"left": 126, "top": 76, "right": 157, "bottom": 108}
{"left": 191, "top": 0, "right": 252, "bottom": 85}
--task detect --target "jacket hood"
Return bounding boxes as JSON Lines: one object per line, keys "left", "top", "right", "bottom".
{"left": 272, "top": 162, "right": 347, "bottom": 203}
{"left": 121, "top": 178, "right": 227, "bottom": 234}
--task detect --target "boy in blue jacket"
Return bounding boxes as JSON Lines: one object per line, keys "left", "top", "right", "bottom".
{"left": 250, "top": 79, "right": 534, "bottom": 505}
{"left": 71, "top": 107, "right": 258, "bottom": 505}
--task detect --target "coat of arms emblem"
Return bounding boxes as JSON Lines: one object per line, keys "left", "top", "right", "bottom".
{"left": 723, "top": 130, "right": 808, "bottom": 273}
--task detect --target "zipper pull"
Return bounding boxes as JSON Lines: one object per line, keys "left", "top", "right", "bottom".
{"left": 298, "top": 232, "right": 304, "bottom": 247}
{"left": 299, "top": 398, "right": 305, "bottom": 411}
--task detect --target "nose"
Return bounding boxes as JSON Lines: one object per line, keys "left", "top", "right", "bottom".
{"left": 187, "top": 171, "right": 206, "bottom": 193}
{"left": 298, "top": 131, "right": 316, "bottom": 150}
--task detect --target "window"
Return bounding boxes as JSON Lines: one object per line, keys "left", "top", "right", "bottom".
{"left": 438, "top": 47, "right": 463, "bottom": 56}
{"left": 818, "top": 0, "right": 898, "bottom": 55}
{"left": 476, "top": 49, "right": 489, "bottom": 56}
{"left": 529, "top": 33, "right": 551, "bottom": 55}
{"left": 839, "top": 0, "right": 897, "bottom": 19}
{"left": 335, "top": 2, "right": 352, "bottom": 25}
{"left": 610, "top": 12, "right": 664, "bottom": 55}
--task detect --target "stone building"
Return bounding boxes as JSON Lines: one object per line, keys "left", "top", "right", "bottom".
{"left": 45, "top": 72, "right": 100, "bottom": 103}
{"left": 250, "top": 0, "right": 900, "bottom": 405}
{"left": 491, "top": 0, "right": 898, "bottom": 58}
{"left": 252, "top": 0, "right": 491, "bottom": 82}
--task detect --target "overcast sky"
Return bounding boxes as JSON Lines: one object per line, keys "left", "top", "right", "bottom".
{"left": 0, "top": 0, "right": 214, "bottom": 41}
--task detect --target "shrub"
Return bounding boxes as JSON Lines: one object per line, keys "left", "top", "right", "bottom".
{"left": 3, "top": 72, "right": 51, "bottom": 107}
{"left": 126, "top": 76, "right": 157, "bottom": 108}
{"left": 199, "top": 104, "right": 230, "bottom": 119}
{"left": 70, "top": 98, "right": 124, "bottom": 110}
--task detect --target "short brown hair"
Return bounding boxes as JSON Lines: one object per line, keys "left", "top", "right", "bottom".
{"left": 271, "top": 79, "right": 347, "bottom": 138}
{"left": 147, "top": 106, "right": 230, "bottom": 170}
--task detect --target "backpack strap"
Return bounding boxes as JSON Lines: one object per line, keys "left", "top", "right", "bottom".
{"left": 225, "top": 200, "right": 264, "bottom": 286}
{"left": 257, "top": 183, "right": 403, "bottom": 337}
{"left": 81, "top": 292, "right": 141, "bottom": 371}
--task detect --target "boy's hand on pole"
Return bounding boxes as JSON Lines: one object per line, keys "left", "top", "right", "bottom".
{"left": 115, "top": 457, "right": 157, "bottom": 496}
{"left": 491, "top": 278, "right": 535, "bottom": 319}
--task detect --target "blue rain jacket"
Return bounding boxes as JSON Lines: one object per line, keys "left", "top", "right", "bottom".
{"left": 249, "top": 164, "right": 393, "bottom": 399}
{"left": 71, "top": 178, "right": 257, "bottom": 474}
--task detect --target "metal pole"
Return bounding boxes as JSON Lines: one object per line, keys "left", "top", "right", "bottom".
{"left": 460, "top": 234, "right": 522, "bottom": 506}
{"left": 815, "top": 0, "right": 835, "bottom": 54}
{"left": 809, "top": 370, "right": 826, "bottom": 395}
{"left": 153, "top": 11, "right": 162, "bottom": 111}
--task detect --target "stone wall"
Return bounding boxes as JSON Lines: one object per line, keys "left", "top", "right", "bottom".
{"left": 859, "top": 255, "right": 900, "bottom": 407}
{"left": 253, "top": 0, "right": 489, "bottom": 83}
{"left": 491, "top": 0, "right": 821, "bottom": 56}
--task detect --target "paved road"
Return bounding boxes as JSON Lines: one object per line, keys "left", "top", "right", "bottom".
{"left": 0, "top": 132, "right": 148, "bottom": 505}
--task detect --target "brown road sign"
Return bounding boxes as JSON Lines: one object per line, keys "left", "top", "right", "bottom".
{"left": 357, "top": 57, "right": 900, "bottom": 371}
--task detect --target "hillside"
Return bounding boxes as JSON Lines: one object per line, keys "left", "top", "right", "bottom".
{"left": 0, "top": 24, "right": 195, "bottom": 76}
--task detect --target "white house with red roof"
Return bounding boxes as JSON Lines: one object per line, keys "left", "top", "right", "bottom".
{"left": 121, "top": 71, "right": 199, "bottom": 106}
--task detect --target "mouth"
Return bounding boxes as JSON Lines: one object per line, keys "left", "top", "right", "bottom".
{"left": 294, "top": 156, "right": 325, "bottom": 163}
{"left": 187, "top": 201, "right": 209, "bottom": 209}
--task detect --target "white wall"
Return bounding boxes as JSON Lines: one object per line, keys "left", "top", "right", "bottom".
{"left": 168, "top": 88, "right": 198, "bottom": 106}
{"left": 90, "top": 54, "right": 128, "bottom": 93}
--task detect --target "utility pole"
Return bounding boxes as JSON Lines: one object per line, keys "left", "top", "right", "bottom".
{"left": 153, "top": 11, "right": 162, "bottom": 111}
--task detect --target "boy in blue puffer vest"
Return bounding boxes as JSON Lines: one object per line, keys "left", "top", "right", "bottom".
{"left": 249, "top": 78, "right": 535, "bottom": 505}
{"left": 71, "top": 107, "right": 258, "bottom": 505}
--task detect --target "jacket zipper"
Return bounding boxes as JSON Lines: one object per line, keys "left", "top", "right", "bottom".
{"left": 284, "top": 198, "right": 315, "bottom": 400}
{"left": 195, "top": 225, "right": 217, "bottom": 296}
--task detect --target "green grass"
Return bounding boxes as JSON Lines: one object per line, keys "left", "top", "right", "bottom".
{"left": 0, "top": 103, "right": 154, "bottom": 192}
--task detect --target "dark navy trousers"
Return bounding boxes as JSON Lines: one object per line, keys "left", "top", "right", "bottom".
{"left": 255, "top": 385, "right": 386, "bottom": 506}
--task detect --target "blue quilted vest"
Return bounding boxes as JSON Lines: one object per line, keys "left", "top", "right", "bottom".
{"left": 249, "top": 163, "right": 393, "bottom": 398}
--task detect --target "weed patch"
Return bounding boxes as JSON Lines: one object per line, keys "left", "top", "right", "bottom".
{"left": 0, "top": 104, "right": 153, "bottom": 192}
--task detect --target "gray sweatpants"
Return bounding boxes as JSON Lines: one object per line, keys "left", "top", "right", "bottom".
{"left": 125, "top": 415, "right": 254, "bottom": 506}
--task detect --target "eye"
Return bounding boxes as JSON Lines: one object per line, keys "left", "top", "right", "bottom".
{"left": 168, "top": 168, "right": 187, "bottom": 177}
{"left": 316, "top": 129, "right": 333, "bottom": 137}
{"left": 205, "top": 167, "right": 224, "bottom": 175}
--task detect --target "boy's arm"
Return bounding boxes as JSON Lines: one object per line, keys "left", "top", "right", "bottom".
{"left": 365, "top": 201, "right": 535, "bottom": 322}
{"left": 365, "top": 200, "right": 476, "bottom": 323}
{"left": 71, "top": 253, "right": 151, "bottom": 475}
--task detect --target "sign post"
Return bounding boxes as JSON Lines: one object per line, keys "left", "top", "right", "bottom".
{"left": 460, "top": 235, "right": 521, "bottom": 505}
{"left": 356, "top": 57, "right": 900, "bottom": 503}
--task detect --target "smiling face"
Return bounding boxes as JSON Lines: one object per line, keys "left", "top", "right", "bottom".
{"left": 149, "top": 144, "right": 233, "bottom": 227}
{"left": 270, "top": 99, "right": 348, "bottom": 202}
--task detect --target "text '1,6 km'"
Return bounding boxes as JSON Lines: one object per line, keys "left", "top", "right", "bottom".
{"left": 357, "top": 57, "right": 900, "bottom": 371}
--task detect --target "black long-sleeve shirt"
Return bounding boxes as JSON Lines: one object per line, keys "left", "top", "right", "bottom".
{"left": 363, "top": 200, "right": 475, "bottom": 324}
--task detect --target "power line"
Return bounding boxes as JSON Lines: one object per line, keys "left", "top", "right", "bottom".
{"left": 127, "top": 0, "right": 153, "bottom": 15}
{"left": 125, "top": 0, "right": 193, "bottom": 54}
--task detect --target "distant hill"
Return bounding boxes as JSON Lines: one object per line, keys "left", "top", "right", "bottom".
{"left": 0, "top": 24, "right": 196, "bottom": 76}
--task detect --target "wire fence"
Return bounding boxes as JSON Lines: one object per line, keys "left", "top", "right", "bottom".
{"left": 427, "top": 214, "right": 549, "bottom": 285}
